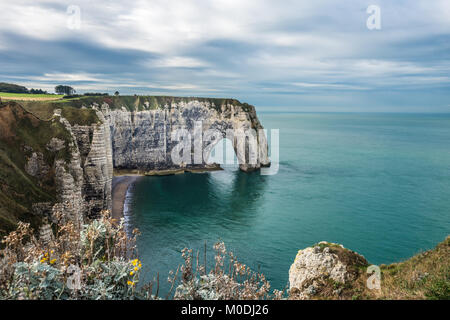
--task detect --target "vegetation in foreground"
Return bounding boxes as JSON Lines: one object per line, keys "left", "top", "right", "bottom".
{"left": 0, "top": 211, "right": 283, "bottom": 300}
{"left": 0, "top": 208, "right": 448, "bottom": 300}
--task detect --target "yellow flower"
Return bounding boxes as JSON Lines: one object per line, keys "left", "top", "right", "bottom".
{"left": 127, "top": 280, "right": 135, "bottom": 286}
{"left": 50, "top": 259, "right": 56, "bottom": 264}
{"left": 131, "top": 259, "right": 137, "bottom": 266}
{"left": 134, "top": 266, "right": 138, "bottom": 271}
{"left": 40, "top": 258, "right": 47, "bottom": 263}
{"left": 130, "top": 271, "right": 134, "bottom": 276}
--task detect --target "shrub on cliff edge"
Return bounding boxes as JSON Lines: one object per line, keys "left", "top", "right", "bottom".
{"left": 0, "top": 211, "right": 148, "bottom": 299}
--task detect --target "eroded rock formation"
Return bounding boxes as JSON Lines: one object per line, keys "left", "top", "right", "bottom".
{"left": 103, "top": 100, "right": 270, "bottom": 172}
{"left": 289, "top": 242, "right": 368, "bottom": 299}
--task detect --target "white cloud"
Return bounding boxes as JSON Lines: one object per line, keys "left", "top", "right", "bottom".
{"left": 292, "top": 82, "right": 369, "bottom": 90}
{"left": 0, "top": 0, "right": 449, "bottom": 108}
{"left": 147, "top": 57, "right": 210, "bottom": 68}
{"left": 33, "top": 73, "right": 103, "bottom": 82}
{"left": 0, "top": 1, "right": 67, "bottom": 41}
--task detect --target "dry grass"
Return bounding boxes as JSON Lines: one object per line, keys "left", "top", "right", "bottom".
{"left": 345, "top": 236, "right": 450, "bottom": 300}
{"left": 370, "top": 237, "right": 449, "bottom": 299}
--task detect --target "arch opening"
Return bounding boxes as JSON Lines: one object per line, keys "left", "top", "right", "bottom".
{"left": 205, "top": 137, "right": 239, "bottom": 170}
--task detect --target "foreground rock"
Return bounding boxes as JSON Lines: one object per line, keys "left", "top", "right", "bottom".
{"left": 289, "top": 241, "right": 368, "bottom": 299}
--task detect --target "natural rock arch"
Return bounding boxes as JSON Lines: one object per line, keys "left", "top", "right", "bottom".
{"left": 102, "top": 101, "right": 270, "bottom": 173}
{"left": 203, "top": 137, "right": 237, "bottom": 168}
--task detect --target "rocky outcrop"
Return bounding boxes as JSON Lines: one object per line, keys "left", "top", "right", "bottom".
{"left": 46, "top": 138, "right": 65, "bottom": 152}
{"left": 25, "top": 152, "right": 50, "bottom": 181}
{"left": 69, "top": 109, "right": 113, "bottom": 219}
{"left": 52, "top": 114, "right": 85, "bottom": 226}
{"left": 289, "top": 242, "right": 368, "bottom": 299}
{"left": 102, "top": 100, "right": 270, "bottom": 172}
{"left": 54, "top": 108, "right": 113, "bottom": 221}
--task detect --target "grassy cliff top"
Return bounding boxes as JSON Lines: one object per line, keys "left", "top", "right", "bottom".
{"left": 0, "top": 92, "right": 64, "bottom": 100}
{"left": 11, "top": 95, "right": 254, "bottom": 125}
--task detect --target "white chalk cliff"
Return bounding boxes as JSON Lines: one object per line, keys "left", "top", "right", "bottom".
{"left": 48, "top": 99, "right": 270, "bottom": 223}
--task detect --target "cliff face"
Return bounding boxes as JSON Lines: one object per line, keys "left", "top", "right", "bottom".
{"left": 0, "top": 97, "right": 270, "bottom": 234}
{"left": 57, "top": 108, "right": 113, "bottom": 221}
{"left": 104, "top": 100, "right": 269, "bottom": 172}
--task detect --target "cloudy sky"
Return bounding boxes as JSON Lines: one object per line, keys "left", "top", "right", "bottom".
{"left": 0, "top": 0, "right": 449, "bottom": 111}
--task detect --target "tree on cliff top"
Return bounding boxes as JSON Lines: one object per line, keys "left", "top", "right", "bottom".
{"left": 0, "top": 82, "right": 29, "bottom": 93}
{"left": 55, "top": 85, "right": 75, "bottom": 95}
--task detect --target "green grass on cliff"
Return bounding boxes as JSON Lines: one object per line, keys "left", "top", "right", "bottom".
{"left": 18, "top": 100, "right": 100, "bottom": 125}
{"left": 0, "top": 102, "right": 76, "bottom": 238}
{"left": 16, "top": 95, "right": 254, "bottom": 124}
{"left": 53, "top": 95, "right": 252, "bottom": 113}
{"left": 0, "top": 93, "right": 64, "bottom": 99}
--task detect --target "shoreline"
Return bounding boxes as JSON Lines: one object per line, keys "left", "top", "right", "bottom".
{"left": 111, "top": 176, "right": 139, "bottom": 220}
{"left": 114, "top": 164, "right": 223, "bottom": 177}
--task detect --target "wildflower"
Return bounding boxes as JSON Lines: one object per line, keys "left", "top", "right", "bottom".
{"left": 131, "top": 259, "right": 142, "bottom": 269}
{"left": 130, "top": 271, "right": 134, "bottom": 276}
{"left": 40, "top": 257, "right": 47, "bottom": 263}
{"left": 50, "top": 259, "right": 56, "bottom": 264}
{"left": 127, "top": 280, "right": 135, "bottom": 286}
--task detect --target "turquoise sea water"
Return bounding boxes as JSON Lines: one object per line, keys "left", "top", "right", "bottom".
{"left": 125, "top": 112, "right": 450, "bottom": 294}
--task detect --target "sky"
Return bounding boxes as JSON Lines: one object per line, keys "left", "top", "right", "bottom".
{"left": 0, "top": 0, "right": 449, "bottom": 112}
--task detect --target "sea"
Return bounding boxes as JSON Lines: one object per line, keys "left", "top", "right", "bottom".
{"left": 124, "top": 112, "right": 450, "bottom": 295}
